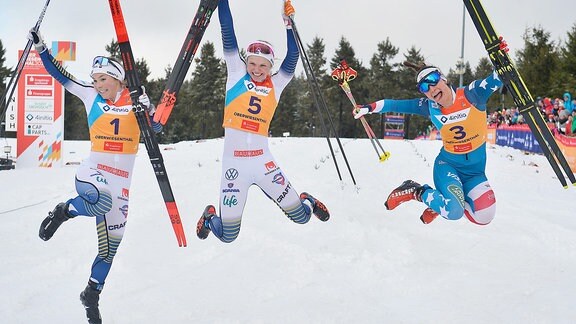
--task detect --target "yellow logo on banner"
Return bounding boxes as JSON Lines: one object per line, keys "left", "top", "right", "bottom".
{"left": 51, "top": 41, "right": 76, "bottom": 62}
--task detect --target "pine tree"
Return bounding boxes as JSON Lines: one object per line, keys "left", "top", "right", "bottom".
{"left": 398, "top": 47, "right": 431, "bottom": 139}
{"left": 364, "top": 38, "right": 400, "bottom": 139}
{"left": 273, "top": 76, "right": 299, "bottom": 137}
{"left": 447, "top": 61, "right": 473, "bottom": 87}
{"left": 558, "top": 23, "right": 576, "bottom": 96}
{"left": 190, "top": 42, "right": 225, "bottom": 139}
{"left": 0, "top": 40, "right": 12, "bottom": 93}
{"left": 515, "top": 26, "right": 559, "bottom": 97}
{"left": 329, "top": 37, "right": 366, "bottom": 138}
{"left": 296, "top": 37, "right": 329, "bottom": 138}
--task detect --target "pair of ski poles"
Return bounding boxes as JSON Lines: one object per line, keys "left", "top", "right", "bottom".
{"left": 331, "top": 60, "right": 390, "bottom": 163}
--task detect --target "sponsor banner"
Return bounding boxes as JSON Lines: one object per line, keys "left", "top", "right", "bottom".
{"left": 420, "top": 123, "right": 576, "bottom": 172}
{"left": 495, "top": 124, "right": 542, "bottom": 154}
{"left": 486, "top": 126, "right": 496, "bottom": 144}
{"left": 4, "top": 77, "right": 17, "bottom": 132}
{"left": 384, "top": 130, "right": 404, "bottom": 138}
{"left": 16, "top": 50, "right": 64, "bottom": 168}
{"left": 384, "top": 116, "right": 405, "bottom": 124}
{"left": 556, "top": 132, "right": 576, "bottom": 172}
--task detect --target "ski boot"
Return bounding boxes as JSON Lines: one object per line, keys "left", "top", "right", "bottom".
{"left": 384, "top": 180, "right": 429, "bottom": 210}
{"left": 39, "top": 202, "right": 72, "bottom": 241}
{"left": 300, "top": 192, "right": 330, "bottom": 222}
{"left": 80, "top": 282, "right": 102, "bottom": 324}
{"left": 196, "top": 205, "right": 216, "bottom": 239}
{"left": 420, "top": 207, "right": 439, "bottom": 224}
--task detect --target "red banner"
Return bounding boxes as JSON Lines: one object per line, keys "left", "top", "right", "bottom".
{"left": 16, "top": 50, "right": 64, "bottom": 168}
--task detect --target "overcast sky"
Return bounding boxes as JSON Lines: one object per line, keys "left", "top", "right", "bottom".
{"left": 2, "top": 0, "right": 576, "bottom": 82}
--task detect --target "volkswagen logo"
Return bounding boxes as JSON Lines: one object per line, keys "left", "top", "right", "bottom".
{"left": 225, "top": 168, "right": 239, "bottom": 180}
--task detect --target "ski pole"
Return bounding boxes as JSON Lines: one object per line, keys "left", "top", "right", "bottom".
{"left": 288, "top": 8, "right": 357, "bottom": 185}
{"left": 0, "top": 0, "right": 51, "bottom": 120}
{"left": 331, "top": 60, "right": 390, "bottom": 162}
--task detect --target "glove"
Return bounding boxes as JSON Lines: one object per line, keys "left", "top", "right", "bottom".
{"left": 27, "top": 28, "right": 47, "bottom": 53}
{"left": 353, "top": 103, "right": 376, "bottom": 119}
{"left": 282, "top": 0, "right": 295, "bottom": 28}
{"left": 138, "top": 86, "right": 155, "bottom": 116}
{"left": 498, "top": 36, "right": 509, "bottom": 53}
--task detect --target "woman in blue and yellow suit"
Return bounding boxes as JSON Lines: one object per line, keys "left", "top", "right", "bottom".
{"left": 355, "top": 62, "right": 502, "bottom": 225}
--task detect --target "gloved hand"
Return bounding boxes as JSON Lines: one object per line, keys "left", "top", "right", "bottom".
{"left": 27, "top": 28, "right": 47, "bottom": 53}
{"left": 353, "top": 103, "right": 376, "bottom": 119}
{"left": 498, "top": 36, "right": 509, "bottom": 53}
{"left": 138, "top": 86, "right": 155, "bottom": 116}
{"left": 282, "top": 0, "right": 295, "bottom": 28}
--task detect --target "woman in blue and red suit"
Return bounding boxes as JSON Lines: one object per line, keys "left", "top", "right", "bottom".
{"left": 196, "top": 0, "right": 330, "bottom": 243}
{"left": 354, "top": 61, "right": 502, "bottom": 225}
{"left": 29, "top": 27, "right": 161, "bottom": 324}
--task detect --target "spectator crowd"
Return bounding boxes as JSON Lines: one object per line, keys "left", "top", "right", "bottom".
{"left": 488, "top": 91, "right": 576, "bottom": 136}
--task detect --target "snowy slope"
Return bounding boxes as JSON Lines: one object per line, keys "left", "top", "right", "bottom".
{"left": 0, "top": 137, "right": 574, "bottom": 323}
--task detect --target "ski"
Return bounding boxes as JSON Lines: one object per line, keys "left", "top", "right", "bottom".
{"left": 464, "top": 0, "right": 576, "bottom": 188}
{"left": 288, "top": 14, "right": 357, "bottom": 186}
{"left": 1, "top": 0, "right": 51, "bottom": 120}
{"left": 108, "top": 0, "right": 187, "bottom": 247}
{"left": 153, "top": 0, "right": 219, "bottom": 125}
{"left": 331, "top": 60, "right": 390, "bottom": 163}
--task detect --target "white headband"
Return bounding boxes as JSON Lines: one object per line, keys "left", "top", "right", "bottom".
{"left": 416, "top": 67, "right": 442, "bottom": 83}
{"left": 245, "top": 41, "right": 275, "bottom": 67}
{"left": 91, "top": 59, "right": 125, "bottom": 81}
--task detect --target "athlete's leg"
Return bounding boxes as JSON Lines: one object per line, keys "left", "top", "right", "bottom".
{"left": 87, "top": 165, "right": 131, "bottom": 290}
{"left": 422, "top": 157, "right": 467, "bottom": 220}
{"left": 205, "top": 157, "right": 251, "bottom": 243}
{"left": 39, "top": 161, "right": 113, "bottom": 241}
{"left": 254, "top": 151, "right": 317, "bottom": 224}
{"left": 67, "top": 163, "right": 113, "bottom": 217}
{"left": 462, "top": 179, "right": 496, "bottom": 225}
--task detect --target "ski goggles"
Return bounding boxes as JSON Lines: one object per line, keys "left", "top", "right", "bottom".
{"left": 247, "top": 42, "right": 275, "bottom": 56}
{"left": 417, "top": 70, "right": 441, "bottom": 93}
{"left": 92, "top": 56, "right": 114, "bottom": 68}
{"left": 91, "top": 56, "right": 125, "bottom": 81}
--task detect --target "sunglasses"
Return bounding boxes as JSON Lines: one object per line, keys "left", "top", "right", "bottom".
{"left": 92, "top": 56, "right": 114, "bottom": 68}
{"left": 247, "top": 42, "right": 274, "bottom": 56}
{"left": 417, "top": 70, "right": 441, "bottom": 93}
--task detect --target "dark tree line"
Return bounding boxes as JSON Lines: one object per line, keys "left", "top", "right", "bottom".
{"left": 2, "top": 23, "right": 576, "bottom": 142}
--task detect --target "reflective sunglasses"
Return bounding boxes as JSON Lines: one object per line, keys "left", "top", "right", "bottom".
{"left": 417, "top": 70, "right": 441, "bottom": 93}
{"left": 247, "top": 42, "right": 274, "bottom": 56}
{"left": 92, "top": 56, "right": 114, "bottom": 68}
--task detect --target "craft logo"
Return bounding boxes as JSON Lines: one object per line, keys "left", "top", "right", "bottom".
{"left": 276, "top": 182, "right": 292, "bottom": 203}
{"left": 108, "top": 221, "right": 127, "bottom": 230}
